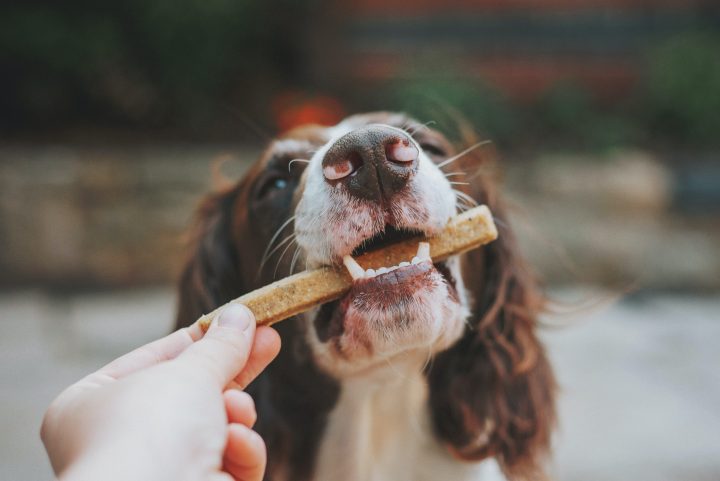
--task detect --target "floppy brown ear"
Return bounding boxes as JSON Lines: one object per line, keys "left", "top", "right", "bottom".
{"left": 426, "top": 144, "right": 556, "bottom": 480}
{"left": 175, "top": 183, "right": 247, "bottom": 329}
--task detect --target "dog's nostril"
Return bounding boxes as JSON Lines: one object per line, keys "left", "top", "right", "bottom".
{"left": 386, "top": 139, "right": 418, "bottom": 164}
{"left": 323, "top": 159, "right": 353, "bottom": 180}
{"left": 323, "top": 152, "right": 363, "bottom": 180}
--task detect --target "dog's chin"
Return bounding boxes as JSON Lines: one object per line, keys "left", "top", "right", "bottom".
{"left": 309, "top": 258, "right": 469, "bottom": 377}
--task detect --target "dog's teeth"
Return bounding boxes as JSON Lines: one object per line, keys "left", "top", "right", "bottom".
{"left": 365, "top": 268, "right": 376, "bottom": 278}
{"left": 399, "top": 261, "right": 410, "bottom": 267}
{"left": 377, "top": 267, "right": 388, "bottom": 275}
{"left": 416, "top": 242, "right": 431, "bottom": 260}
{"left": 343, "top": 255, "right": 365, "bottom": 280}
{"left": 411, "top": 256, "right": 421, "bottom": 264}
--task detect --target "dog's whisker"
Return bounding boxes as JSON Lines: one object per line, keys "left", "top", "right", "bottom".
{"left": 449, "top": 181, "right": 471, "bottom": 186}
{"left": 454, "top": 193, "right": 476, "bottom": 213}
{"left": 262, "top": 215, "right": 296, "bottom": 265}
{"left": 437, "top": 140, "right": 492, "bottom": 169}
{"left": 456, "top": 200, "right": 473, "bottom": 213}
{"left": 444, "top": 171, "right": 467, "bottom": 178}
{"left": 273, "top": 237, "right": 297, "bottom": 279}
{"left": 406, "top": 120, "right": 436, "bottom": 137}
{"left": 453, "top": 189, "right": 479, "bottom": 207}
{"left": 457, "top": 198, "right": 475, "bottom": 210}
{"left": 492, "top": 216, "right": 511, "bottom": 234}
{"left": 289, "top": 245, "right": 302, "bottom": 275}
{"left": 288, "top": 158, "right": 310, "bottom": 172}
{"left": 455, "top": 202, "right": 470, "bottom": 213}
{"left": 259, "top": 233, "right": 297, "bottom": 274}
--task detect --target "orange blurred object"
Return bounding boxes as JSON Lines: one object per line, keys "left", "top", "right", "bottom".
{"left": 273, "top": 92, "right": 345, "bottom": 132}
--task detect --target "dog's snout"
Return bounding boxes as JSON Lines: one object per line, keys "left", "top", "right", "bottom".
{"left": 322, "top": 125, "right": 418, "bottom": 201}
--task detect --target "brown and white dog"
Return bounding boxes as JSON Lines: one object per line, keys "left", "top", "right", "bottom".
{"left": 175, "top": 112, "right": 556, "bottom": 481}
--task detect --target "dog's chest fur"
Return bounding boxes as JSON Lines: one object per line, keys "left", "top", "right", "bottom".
{"left": 311, "top": 356, "right": 504, "bottom": 481}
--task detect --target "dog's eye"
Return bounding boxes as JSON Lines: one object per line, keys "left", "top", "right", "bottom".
{"left": 256, "top": 174, "right": 290, "bottom": 199}
{"left": 419, "top": 142, "right": 447, "bottom": 157}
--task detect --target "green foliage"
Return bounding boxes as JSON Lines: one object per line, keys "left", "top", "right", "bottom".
{"left": 644, "top": 31, "right": 720, "bottom": 146}
{"left": 537, "top": 84, "right": 592, "bottom": 137}
{"left": 2, "top": 4, "right": 717, "bottom": 150}
{"left": 537, "top": 83, "right": 639, "bottom": 151}
{"left": 0, "top": 1, "right": 293, "bottom": 129}
{"left": 385, "top": 76, "right": 518, "bottom": 145}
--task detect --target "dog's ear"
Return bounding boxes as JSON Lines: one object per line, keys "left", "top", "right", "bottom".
{"left": 175, "top": 183, "right": 247, "bottom": 329}
{"left": 426, "top": 141, "right": 556, "bottom": 480}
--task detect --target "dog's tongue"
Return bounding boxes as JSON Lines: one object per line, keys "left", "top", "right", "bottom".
{"left": 343, "top": 242, "right": 431, "bottom": 281}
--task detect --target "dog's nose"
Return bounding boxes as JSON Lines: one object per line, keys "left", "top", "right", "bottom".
{"left": 322, "top": 125, "right": 418, "bottom": 201}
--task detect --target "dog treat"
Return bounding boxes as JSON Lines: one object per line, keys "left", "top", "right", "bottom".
{"left": 198, "top": 204, "right": 498, "bottom": 331}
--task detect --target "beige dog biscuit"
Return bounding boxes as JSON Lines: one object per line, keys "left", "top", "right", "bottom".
{"left": 198, "top": 204, "right": 497, "bottom": 331}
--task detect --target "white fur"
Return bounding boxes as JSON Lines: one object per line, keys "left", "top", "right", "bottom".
{"left": 295, "top": 123, "right": 457, "bottom": 268}
{"left": 290, "top": 118, "right": 495, "bottom": 480}
{"left": 312, "top": 356, "right": 506, "bottom": 481}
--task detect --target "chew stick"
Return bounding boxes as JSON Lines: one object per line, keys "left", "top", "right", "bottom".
{"left": 198, "top": 204, "right": 497, "bottom": 331}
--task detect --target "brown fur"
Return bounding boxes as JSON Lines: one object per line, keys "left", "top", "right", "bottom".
{"left": 426, "top": 132, "right": 556, "bottom": 480}
{"left": 175, "top": 113, "right": 556, "bottom": 481}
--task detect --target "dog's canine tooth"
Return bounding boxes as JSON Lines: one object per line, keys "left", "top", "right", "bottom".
{"left": 411, "top": 256, "right": 421, "bottom": 265}
{"left": 343, "top": 255, "right": 365, "bottom": 280}
{"left": 416, "top": 242, "right": 431, "bottom": 261}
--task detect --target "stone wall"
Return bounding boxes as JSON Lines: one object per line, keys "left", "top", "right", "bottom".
{"left": 1, "top": 145, "right": 718, "bottom": 291}
{"left": 0, "top": 145, "right": 255, "bottom": 287}
{"left": 507, "top": 150, "right": 720, "bottom": 291}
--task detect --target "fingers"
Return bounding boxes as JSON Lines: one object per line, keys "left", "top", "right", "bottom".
{"left": 97, "top": 327, "right": 196, "bottom": 380}
{"left": 224, "top": 390, "right": 256, "bottom": 428}
{"left": 176, "top": 304, "right": 256, "bottom": 387}
{"left": 230, "top": 327, "right": 281, "bottom": 389}
{"left": 223, "top": 424, "right": 266, "bottom": 481}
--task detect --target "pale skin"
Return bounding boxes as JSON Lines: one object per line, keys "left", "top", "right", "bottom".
{"left": 40, "top": 304, "right": 281, "bottom": 481}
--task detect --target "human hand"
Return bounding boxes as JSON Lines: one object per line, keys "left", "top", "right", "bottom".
{"left": 41, "top": 304, "right": 281, "bottom": 481}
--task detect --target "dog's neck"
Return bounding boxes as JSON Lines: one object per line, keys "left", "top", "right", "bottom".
{"left": 312, "top": 354, "right": 503, "bottom": 481}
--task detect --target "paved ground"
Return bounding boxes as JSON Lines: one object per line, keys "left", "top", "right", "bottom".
{"left": 1, "top": 288, "right": 718, "bottom": 480}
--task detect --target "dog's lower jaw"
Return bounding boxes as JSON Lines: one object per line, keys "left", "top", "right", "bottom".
{"left": 306, "top": 256, "right": 470, "bottom": 377}
{"left": 312, "top": 356, "right": 506, "bottom": 481}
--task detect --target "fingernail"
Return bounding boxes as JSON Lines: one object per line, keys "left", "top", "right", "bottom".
{"left": 217, "top": 304, "right": 254, "bottom": 331}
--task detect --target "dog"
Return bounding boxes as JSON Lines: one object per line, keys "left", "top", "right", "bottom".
{"left": 175, "top": 112, "right": 556, "bottom": 481}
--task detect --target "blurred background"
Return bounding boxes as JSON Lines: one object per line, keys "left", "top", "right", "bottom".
{"left": 1, "top": 1, "right": 718, "bottom": 480}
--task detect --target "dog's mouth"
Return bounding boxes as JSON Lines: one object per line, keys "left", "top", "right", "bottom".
{"left": 343, "top": 240, "right": 434, "bottom": 284}
{"left": 350, "top": 224, "right": 424, "bottom": 257}
{"left": 342, "top": 224, "right": 450, "bottom": 290}
{"left": 313, "top": 225, "right": 460, "bottom": 347}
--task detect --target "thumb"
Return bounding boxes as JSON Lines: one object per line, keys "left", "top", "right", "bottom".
{"left": 177, "top": 304, "right": 256, "bottom": 387}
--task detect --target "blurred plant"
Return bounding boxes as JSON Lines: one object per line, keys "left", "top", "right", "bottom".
{"left": 384, "top": 75, "right": 518, "bottom": 145}
{"left": 643, "top": 31, "right": 720, "bottom": 146}
{"left": 536, "top": 83, "right": 639, "bottom": 151}
{"left": 0, "top": 1, "right": 313, "bottom": 133}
